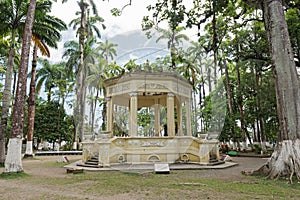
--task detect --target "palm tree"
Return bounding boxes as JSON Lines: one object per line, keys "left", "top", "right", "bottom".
{"left": 86, "top": 58, "right": 108, "bottom": 132}
{"left": 36, "top": 59, "right": 64, "bottom": 102}
{"left": 156, "top": 26, "right": 189, "bottom": 69}
{"left": 96, "top": 39, "right": 117, "bottom": 65}
{"left": 0, "top": 38, "right": 10, "bottom": 64}
{"left": 69, "top": 7, "right": 105, "bottom": 40}
{"left": 52, "top": 62, "right": 73, "bottom": 107}
{"left": 62, "top": 37, "right": 98, "bottom": 148}
{"left": 63, "top": 40, "right": 80, "bottom": 77}
{"left": 0, "top": 0, "right": 29, "bottom": 166}
{"left": 68, "top": 0, "right": 104, "bottom": 149}
{"left": 4, "top": 0, "right": 37, "bottom": 173}
{"left": 25, "top": 2, "right": 67, "bottom": 157}
{"left": 1, "top": 0, "right": 59, "bottom": 167}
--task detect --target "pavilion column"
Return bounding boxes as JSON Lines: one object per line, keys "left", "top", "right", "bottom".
{"left": 167, "top": 93, "right": 175, "bottom": 136}
{"left": 186, "top": 99, "right": 192, "bottom": 136}
{"left": 177, "top": 102, "right": 182, "bottom": 136}
{"left": 154, "top": 98, "right": 160, "bottom": 136}
{"left": 129, "top": 92, "right": 138, "bottom": 137}
{"left": 106, "top": 97, "right": 113, "bottom": 137}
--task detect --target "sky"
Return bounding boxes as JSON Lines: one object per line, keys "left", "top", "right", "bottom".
{"left": 50, "top": 0, "right": 157, "bottom": 62}
{"left": 51, "top": 0, "right": 154, "bottom": 37}
{"left": 49, "top": 1, "right": 198, "bottom": 64}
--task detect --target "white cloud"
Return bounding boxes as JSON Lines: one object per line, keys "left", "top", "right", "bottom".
{"left": 51, "top": 0, "right": 153, "bottom": 37}
{"left": 49, "top": 0, "right": 154, "bottom": 62}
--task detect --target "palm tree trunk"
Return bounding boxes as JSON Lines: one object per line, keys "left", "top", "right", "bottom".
{"left": 24, "top": 45, "right": 38, "bottom": 158}
{"left": 0, "top": 38, "right": 15, "bottom": 165}
{"left": 12, "top": 68, "right": 17, "bottom": 100}
{"left": 74, "top": 1, "right": 88, "bottom": 149}
{"left": 5, "top": 0, "right": 37, "bottom": 173}
{"left": 212, "top": 4, "right": 218, "bottom": 88}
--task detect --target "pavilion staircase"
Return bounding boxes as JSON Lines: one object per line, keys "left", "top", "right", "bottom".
{"left": 208, "top": 157, "right": 225, "bottom": 166}
{"left": 77, "top": 156, "right": 102, "bottom": 168}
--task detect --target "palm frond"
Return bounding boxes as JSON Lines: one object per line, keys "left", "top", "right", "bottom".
{"left": 32, "top": 34, "right": 50, "bottom": 57}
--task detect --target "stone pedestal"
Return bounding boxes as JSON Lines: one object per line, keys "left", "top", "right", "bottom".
{"left": 98, "top": 142, "right": 111, "bottom": 167}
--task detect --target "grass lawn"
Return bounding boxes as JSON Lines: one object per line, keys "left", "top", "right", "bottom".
{"left": 0, "top": 156, "right": 299, "bottom": 200}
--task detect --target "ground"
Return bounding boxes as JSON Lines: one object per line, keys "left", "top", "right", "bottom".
{"left": 0, "top": 155, "right": 299, "bottom": 200}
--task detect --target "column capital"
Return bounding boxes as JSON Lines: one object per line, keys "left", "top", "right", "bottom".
{"left": 129, "top": 92, "right": 138, "bottom": 97}
{"left": 168, "top": 92, "right": 175, "bottom": 97}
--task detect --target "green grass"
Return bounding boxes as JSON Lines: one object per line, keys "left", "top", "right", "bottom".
{"left": 0, "top": 171, "right": 30, "bottom": 179}
{"left": 27, "top": 170, "right": 300, "bottom": 199}
{"left": 2, "top": 159, "right": 300, "bottom": 200}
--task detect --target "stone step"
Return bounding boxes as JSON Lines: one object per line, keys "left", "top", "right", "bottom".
{"left": 207, "top": 160, "right": 225, "bottom": 166}
{"left": 209, "top": 159, "right": 219, "bottom": 163}
{"left": 77, "top": 163, "right": 103, "bottom": 168}
{"left": 85, "top": 161, "right": 98, "bottom": 165}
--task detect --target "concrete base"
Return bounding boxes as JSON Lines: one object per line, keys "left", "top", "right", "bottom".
{"left": 82, "top": 136, "right": 220, "bottom": 167}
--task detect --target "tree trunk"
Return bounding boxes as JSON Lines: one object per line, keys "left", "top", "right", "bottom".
{"left": 224, "top": 60, "right": 233, "bottom": 115}
{"left": 236, "top": 63, "right": 247, "bottom": 150}
{"left": 244, "top": 0, "right": 300, "bottom": 183}
{"left": 4, "top": 0, "right": 37, "bottom": 173}
{"left": 212, "top": 3, "right": 218, "bottom": 88}
{"left": 0, "top": 40, "right": 15, "bottom": 165}
{"left": 91, "top": 90, "right": 99, "bottom": 133}
{"left": 24, "top": 45, "right": 38, "bottom": 158}
{"left": 224, "top": 59, "right": 236, "bottom": 146}
{"left": 74, "top": 1, "right": 88, "bottom": 149}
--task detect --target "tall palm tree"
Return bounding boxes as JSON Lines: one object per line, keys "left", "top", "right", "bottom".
{"left": 25, "top": 2, "right": 67, "bottom": 157}
{"left": 86, "top": 58, "right": 107, "bottom": 132}
{"left": 4, "top": 0, "right": 37, "bottom": 173}
{"left": 0, "top": 0, "right": 29, "bottom": 166}
{"left": 93, "top": 39, "right": 118, "bottom": 130}
{"left": 1, "top": 0, "right": 58, "bottom": 166}
{"left": 68, "top": 0, "right": 102, "bottom": 148}
{"left": 63, "top": 37, "right": 98, "bottom": 148}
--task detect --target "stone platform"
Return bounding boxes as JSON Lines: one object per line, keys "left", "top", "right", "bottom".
{"left": 64, "top": 159, "right": 238, "bottom": 172}
{"left": 82, "top": 136, "right": 220, "bottom": 167}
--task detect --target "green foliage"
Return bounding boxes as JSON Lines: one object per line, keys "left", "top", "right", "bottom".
{"left": 110, "top": 8, "right": 121, "bottom": 16}
{"left": 286, "top": 7, "right": 300, "bottom": 68}
{"left": 138, "top": 108, "right": 154, "bottom": 136}
{"left": 201, "top": 79, "right": 227, "bottom": 134}
{"left": 113, "top": 107, "right": 128, "bottom": 136}
{"left": 34, "top": 101, "right": 73, "bottom": 146}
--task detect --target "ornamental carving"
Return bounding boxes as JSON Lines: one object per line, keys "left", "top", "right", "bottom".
{"left": 109, "top": 83, "right": 130, "bottom": 94}
{"left": 141, "top": 140, "right": 165, "bottom": 147}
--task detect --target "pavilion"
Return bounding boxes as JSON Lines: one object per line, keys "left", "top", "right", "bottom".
{"left": 81, "top": 70, "right": 220, "bottom": 167}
